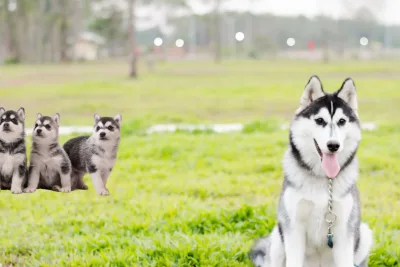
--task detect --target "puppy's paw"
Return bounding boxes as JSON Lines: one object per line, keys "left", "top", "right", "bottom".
{"left": 79, "top": 184, "right": 89, "bottom": 190}
{"left": 60, "top": 187, "right": 71, "bottom": 193}
{"left": 23, "top": 187, "right": 36, "bottom": 193}
{"left": 11, "top": 188, "right": 23, "bottom": 194}
{"left": 99, "top": 188, "right": 110, "bottom": 196}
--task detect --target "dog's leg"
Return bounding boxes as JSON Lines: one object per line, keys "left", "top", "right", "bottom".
{"left": 332, "top": 230, "right": 354, "bottom": 267}
{"left": 11, "top": 163, "right": 25, "bottom": 194}
{"left": 24, "top": 165, "right": 40, "bottom": 193}
{"left": 89, "top": 170, "right": 109, "bottom": 196}
{"left": 283, "top": 226, "right": 305, "bottom": 267}
{"left": 354, "top": 223, "right": 373, "bottom": 267}
{"left": 54, "top": 160, "right": 72, "bottom": 193}
{"left": 55, "top": 173, "right": 72, "bottom": 193}
{"left": 270, "top": 227, "right": 285, "bottom": 267}
{"left": 76, "top": 173, "right": 88, "bottom": 190}
{"left": 101, "top": 169, "right": 111, "bottom": 193}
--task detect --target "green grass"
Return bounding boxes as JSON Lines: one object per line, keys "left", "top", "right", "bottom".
{"left": 0, "top": 60, "right": 399, "bottom": 266}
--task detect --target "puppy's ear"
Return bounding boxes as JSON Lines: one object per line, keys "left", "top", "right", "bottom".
{"left": 94, "top": 113, "right": 101, "bottom": 123}
{"left": 296, "top": 75, "right": 325, "bottom": 115}
{"left": 114, "top": 114, "right": 122, "bottom": 127}
{"left": 37, "top": 113, "right": 42, "bottom": 119}
{"left": 337, "top": 78, "right": 358, "bottom": 117}
{"left": 0, "top": 108, "right": 5, "bottom": 116}
{"left": 53, "top": 113, "right": 60, "bottom": 126}
{"left": 17, "top": 107, "right": 25, "bottom": 121}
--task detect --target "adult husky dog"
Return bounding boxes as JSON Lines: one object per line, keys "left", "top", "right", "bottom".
{"left": 249, "top": 76, "right": 373, "bottom": 267}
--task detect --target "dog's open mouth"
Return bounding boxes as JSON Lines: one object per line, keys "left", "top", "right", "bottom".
{"left": 313, "top": 139, "right": 341, "bottom": 179}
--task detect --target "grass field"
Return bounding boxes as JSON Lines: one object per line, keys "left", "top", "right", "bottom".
{"left": 0, "top": 60, "right": 399, "bottom": 266}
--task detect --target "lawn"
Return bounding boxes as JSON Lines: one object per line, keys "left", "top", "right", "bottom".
{"left": 0, "top": 60, "right": 399, "bottom": 266}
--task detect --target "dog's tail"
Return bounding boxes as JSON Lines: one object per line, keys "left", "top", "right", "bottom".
{"left": 249, "top": 234, "right": 270, "bottom": 267}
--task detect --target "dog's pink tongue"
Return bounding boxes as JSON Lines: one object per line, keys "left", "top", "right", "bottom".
{"left": 322, "top": 153, "right": 340, "bottom": 178}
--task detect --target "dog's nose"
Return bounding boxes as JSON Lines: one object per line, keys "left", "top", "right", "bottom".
{"left": 37, "top": 129, "right": 42, "bottom": 134}
{"left": 327, "top": 141, "right": 340, "bottom": 152}
{"left": 100, "top": 132, "right": 106, "bottom": 138}
{"left": 4, "top": 123, "right": 9, "bottom": 128}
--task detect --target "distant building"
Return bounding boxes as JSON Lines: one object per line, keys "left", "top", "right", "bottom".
{"left": 69, "top": 32, "right": 106, "bottom": 61}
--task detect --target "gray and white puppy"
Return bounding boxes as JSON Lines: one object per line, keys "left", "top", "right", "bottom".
{"left": 24, "top": 113, "right": 73, "bottom": 193}
{"left": 0, "top": 107, "right": 27, "bottom": 194}
{"left": 63, "top": 113, "right": 122, "bottom": 196}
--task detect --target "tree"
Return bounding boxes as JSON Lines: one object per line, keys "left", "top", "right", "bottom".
{"left": 128, "top": 0, "right": 137, "bottom": 78}
{"left": 128, "top": 0, "right": 188, "bottom": 78}
{"left": 213, "top": 0, "right": 221, "bottom": 62}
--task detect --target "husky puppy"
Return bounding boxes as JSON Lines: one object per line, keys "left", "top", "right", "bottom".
{"left": 250, "top": 76, "right": 373, "bottom": 267}
{"left": 63, "top": 113, "right": 122, "bottom": 196}
{"left": 0, "top": 107, "right": 27, "bottom": 194}
{"left": 24, "top": 113, "right": 73, "bottom": 193}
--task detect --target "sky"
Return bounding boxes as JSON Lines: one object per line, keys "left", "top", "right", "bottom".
{"left": 100, "top": 0, "right": 400, "bottom": 31}
{"left": 187, "top": 0, "right": 400, "bottom": 25}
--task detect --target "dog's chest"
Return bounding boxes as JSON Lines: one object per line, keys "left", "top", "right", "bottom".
{"left": 0, "top": 152, "right": 22, "bottom": 176}
{"left": 38, "top": 155, "right": 61, "bottom": 184}
{"left": 289, "top": 185, "right": 332, "bottom": 247}
{"left": 91, "top": 151, "right": 116, "bottom": 171}
{"left": 299, "top": 198, "right": 330, "bottom": 247}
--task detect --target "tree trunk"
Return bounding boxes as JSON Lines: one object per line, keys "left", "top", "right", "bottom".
{"left": 213, "top": 0, "right": 221, "bottom": 63}
{"left": 59, "top": 0, "right": 68, "bottom": 62}
{"left": 4, "top": 0, "right": 20, "bottom": 61}
{"left": 128, "top": 0, "right": 137, "bottom": 78}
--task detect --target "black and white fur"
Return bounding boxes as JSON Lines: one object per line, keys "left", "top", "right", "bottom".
{"left": 25, "top": 113, "right": 73, "bottom": 193}
{"left": 63, "top": 113, "right": 121, "bottom": 196}
{"left": 0, "top": 107, "right": 27, "bottom": 194}
{"left": 250, "top": 76, "right": 373, "bottom": 267}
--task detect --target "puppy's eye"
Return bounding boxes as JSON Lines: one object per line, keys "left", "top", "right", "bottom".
{"left": 107, "top": 126, "right": 114, "bottom": 131}
{"left": 96, "top": 126, "right": 100, "bottom": 131}
{"left": 45, "top": 125, "right": 51, "bottom": 130}
{"left": 34, "top": 124, "right": 38, "bottom": 128}
{"left": 314, "top": 118, "right": 326, "bottom": 126}
{"left": 11, "top": 119, "right": 18, "bottom": 124}
{"left": 338, "top": 119, "right": 346, "bottom": 126}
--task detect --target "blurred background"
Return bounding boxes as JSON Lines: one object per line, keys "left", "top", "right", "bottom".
{"left": 1, "top": 2, "right": 399, "bottom": 266}
{"left": 1, "top": 0, "right": 400, "bottom": 68}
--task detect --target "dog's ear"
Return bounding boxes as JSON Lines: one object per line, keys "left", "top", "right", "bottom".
{"left": 37, "top": 113, "right": 42, "bottom": 119}
{"left": 53, "top": 113, "right": 60, "bottom": 126}
{"left": 94, "top": 113, "right": 101, "bottom": 123}
{"left": 296, "top": 75, "right": 325, "bottom": 115}
{"left": 0, "top": 108, "right": 5, "bottom": 116}
{"left": 337, "top": 78, "right": 358, "bottom": 117}
{"left": 114, "top": 114, "right": 122, "bottom": 127}
{"left": 17, "top": 107, "right": 25, "bottom": 121}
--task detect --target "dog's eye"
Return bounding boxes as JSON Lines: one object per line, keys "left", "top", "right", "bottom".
{"left": 107, "top": 126, "right": 114, "bottom": 131}
{"left": 45, "top": 125, "right": 51, "bottom": 130}
{"left": 11, "top": 119, "right": 18, "bottom": 124}
{"left": 34, "top": 124, "right": 38, "bottom": 128}
{"left": 96, "top": 126, "right": 100, "bottom": 131}
{"left": 314, "top": 118, "right": 326, "bottom": 126}
{"left": 338, "top": 119, "right": 346, "bottom": 126}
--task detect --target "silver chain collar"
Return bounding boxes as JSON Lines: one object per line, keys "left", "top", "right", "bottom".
{"left": 325, "top": 178, "right": 337, "bottom": 248}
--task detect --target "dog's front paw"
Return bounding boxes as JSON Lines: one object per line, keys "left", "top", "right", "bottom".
{"left": 99, "top": 188, "right": 110, "bottom": 196}
{"left": 23, "top": 187, "right": 36, "bottom": 193}
{"left": 11, "top": 188, "right": 23, "bottom": 194}
{"left": 60, "top": 187, "right": 71, "bottom": 193}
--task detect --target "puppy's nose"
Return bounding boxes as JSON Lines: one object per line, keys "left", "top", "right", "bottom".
{"left": 100, "top": 132, "right": 106, "bottom": 138}
{"left": 37, "top": 129, "right": 42, "bottom": 134}
{"left": 4, "top": 123, "right": 9, "bottom": 128}
{"left": 327, "top": 141, "right": 340, "bottom": 152}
